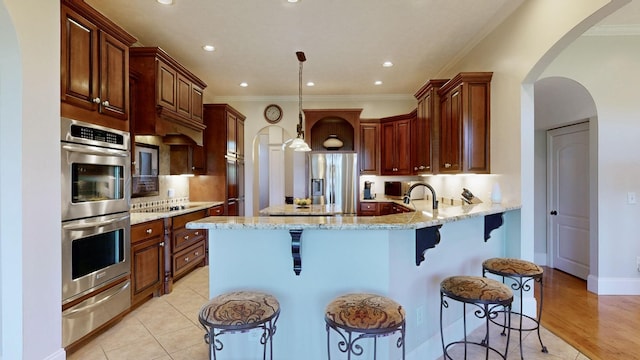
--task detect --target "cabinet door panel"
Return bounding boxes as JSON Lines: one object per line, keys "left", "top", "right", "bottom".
{"left": 226, "top": 113, "right": 237, "bottom": 155}
{"left": 396, "top": 119, "right": 411, "bottom": 174}
{"left": 61, "top": 7, "right": 98, "bottom": 110}
{"left": 99, "top": 32, "right": 128, "bottom": 119}
{"left": 359, "top": 123, "right": 379, "bottom": 174}
{"left": 440, "top": 87, "right": 462, "bottom": 173}
{"left": 227, "top": 158, "right": 238, "bottom": 199}
{"left": 157, "top": 60, "right": 177, "bottom": 111}
{"left": 465, "top": 83, "right": 489, "bottom": 172}
{"left": 380, "top": 122, "right": 396, "bottom": 174}
{"left": 191, "top": 86, "right": 203, "bottom": 122}
{"left": 132, "top": 238, "right": 163, "bottom": 296}
{"left": 177, "top": 74, "right": 191, "bottom": 118}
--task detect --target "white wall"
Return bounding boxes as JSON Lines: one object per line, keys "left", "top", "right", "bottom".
{"left": 1, "top": 0, "right": 63, "bottom": 359}
{"left": 541, "top": 34, "right": 640, "bottom": 293}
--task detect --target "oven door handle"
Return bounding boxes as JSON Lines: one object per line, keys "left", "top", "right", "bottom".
{"left": 62, "top": 144, "right": 129, "bottom": 157}
{"left": 62, "top": 280, "right": 130, "bottom": 316}
{"left": 62, "top": 215, "right": 130, "bottom": 230}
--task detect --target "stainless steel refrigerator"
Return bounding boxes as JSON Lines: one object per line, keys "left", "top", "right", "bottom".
{"left": 309, "top": 152, "right": 358, "bottom": 215}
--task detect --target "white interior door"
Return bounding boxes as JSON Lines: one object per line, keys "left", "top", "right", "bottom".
{"left": 547, "top": 122, "right": 590, "bottom": 279}
{"left": 268, "top": 145, "right": 285, "bottom": 206}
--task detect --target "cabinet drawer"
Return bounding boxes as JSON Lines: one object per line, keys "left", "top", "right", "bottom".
{"left": 208, "top": 205, "right": 224, "bottom": 216}
{"left": 172, "top": 209, "right": 207, "bottom": 229}
{"left": 172, "top": 228, "right": 206, "bottom": 251}
{"left": 131, "top": 220, "right": 164, "bottom": 244}
{"left": 360, "top": 202, "right": 378, "bottom": 212}
{"left": 173, "top": 242, "right": 205, "bottom": 276}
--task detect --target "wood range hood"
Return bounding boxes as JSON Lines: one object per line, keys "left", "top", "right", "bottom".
{"left": 130, "top": 46, "right": 207, "bottom": 146}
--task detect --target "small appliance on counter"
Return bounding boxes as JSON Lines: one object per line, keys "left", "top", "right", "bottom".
{"left": 363, "top": 181, "right": 375, "bottom": 199}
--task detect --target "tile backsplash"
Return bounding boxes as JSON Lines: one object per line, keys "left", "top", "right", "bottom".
{"left": 130, "top": 175, "right": 190, "bottom": 209}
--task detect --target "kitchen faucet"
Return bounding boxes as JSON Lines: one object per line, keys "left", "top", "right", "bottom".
{"left": 403, "top": 183, "right": 438, "bottom": 210}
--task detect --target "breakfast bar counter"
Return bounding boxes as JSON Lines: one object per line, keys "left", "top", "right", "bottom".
{"left": 187, "top": 201, "right": 522, "bottom": 360}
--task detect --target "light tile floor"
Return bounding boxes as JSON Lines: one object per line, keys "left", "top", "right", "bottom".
{"left": 68, "top": 266, "right": 590, "bottom": 359}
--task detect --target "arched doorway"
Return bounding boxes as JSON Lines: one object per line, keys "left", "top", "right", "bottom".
{"left": 534, "top": 77, "right": 597, "bottom": 281}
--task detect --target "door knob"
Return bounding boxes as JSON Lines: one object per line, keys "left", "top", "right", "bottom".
{"left": 550, "top": 210, "right": 558, "bottom": 215}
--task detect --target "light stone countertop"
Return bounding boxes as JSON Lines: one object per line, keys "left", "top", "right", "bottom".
{"left": 258, "top": 204, "right": 343, "bottom": 216}
{"left": 187, "top": 200, "right": 521, "bottom": 231}
{"left": 130, "top": 201, "right": 223, "bottom": 225}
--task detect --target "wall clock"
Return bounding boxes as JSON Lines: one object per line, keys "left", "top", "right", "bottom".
{"left": 264, "top": 104, "right": 283, "bottom": 124}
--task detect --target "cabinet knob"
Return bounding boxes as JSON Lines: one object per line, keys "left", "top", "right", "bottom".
{"left": 184, "top": 235, "right": 189, "bottom": 240}
{"left": 101, "top": 100, "right": 110, "bottom": 107}
{"left": 195, "top": 251, "right": 200, "bottom": 256}
{"left": 146, "top": 228, "right": 153, "bottom": 234}
{"left": 195, "top": 231, "right": 200, "bottom": 236}
{"left": 92, "top": 97, "right": 101, "bottom": 104}
{"left": 159, "top": 242, "right": 165, "bottom": 247}
{"left": 550, "top": 210, "right": 558, "bottom": 215}
{"left": 419, "top": 165, "right": 425, "bottom": 170}
{"left": 444, "top": 163, "right": 452, "bottom": 168}
{"left": 184, "top": 257, "right": 190, "bottom": 262}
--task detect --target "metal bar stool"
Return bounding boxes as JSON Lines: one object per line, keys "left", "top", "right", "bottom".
{"left": 482, "top": 258, "right": 548, "bottom": 359}
{"left": 199, "top": 291, "right": 280, "bottom": 360}
{"left": 440, "top": 276, "right": 514, "bottom": 359}
{"left": 325, "top": 293, "right": 406, "bottom": 360}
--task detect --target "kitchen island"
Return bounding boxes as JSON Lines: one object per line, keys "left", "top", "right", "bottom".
{"left": 187, "top": 200, "right": 522, "bottom": 360}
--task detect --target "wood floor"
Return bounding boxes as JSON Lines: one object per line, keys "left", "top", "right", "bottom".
{"left": 538, "top": 267, "right": 640, "bottom": 360}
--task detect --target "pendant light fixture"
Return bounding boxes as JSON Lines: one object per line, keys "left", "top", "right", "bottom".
{"left": 285, "top": 51, "right": 311, "bottom": 152}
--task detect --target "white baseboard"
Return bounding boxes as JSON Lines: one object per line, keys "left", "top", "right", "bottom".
{"left": 588, "top": 275, "right": 640, "bottom": 295}
{"left": 41, "top": 349, "right": 66, "bottom": 360}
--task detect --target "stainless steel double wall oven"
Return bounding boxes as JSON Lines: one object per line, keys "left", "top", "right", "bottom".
{"left": 61, "top": 117, "right": 131, "bottom": 347}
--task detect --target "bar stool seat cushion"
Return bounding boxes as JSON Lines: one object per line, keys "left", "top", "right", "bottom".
{"left": 483, "top": 258, "right": 543, "bottom": 277}
{"left": 200, "top": 291, "right": 280, "bottom": 327}
{"left": 441, "top": 276, "right": 513, "bottom": 303}
{"left": 325, "top": 293, "right": 405, "bottom": 330}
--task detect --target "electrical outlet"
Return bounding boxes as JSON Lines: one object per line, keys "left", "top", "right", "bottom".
{"left": 628, "top": 192, "right": 637, "bottom": 205}
{"left": 416, "top": 305, "right": 424, "bottom": 325}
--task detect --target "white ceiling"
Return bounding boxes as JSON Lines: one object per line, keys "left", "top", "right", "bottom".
{"left": 86, "top": 0, "right": 525, "bottom": 98}
{"left": 86, "top": 0, "right": 640, "bottom": 99}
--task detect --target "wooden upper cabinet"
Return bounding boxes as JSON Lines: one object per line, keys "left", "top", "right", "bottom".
{"left": 437, "top": 72, "right": 492, "bottom": 174}
{"left": 380, "top": 113, "right": 413, "bottom": 175}
{"left": 191, "top": 86, "right": 204, "bottom": 122}
{"left": 177, "top": 74, "right": 192, "bottom": 118}
{"left": 129, "top": 47, "right": 207, "bottom": 145}
{"left": 413, "top": 79, "right": 448, "bottom": 174}
{"left": 226, "top": 112, "right": 237, "bottom": 156}
{"left": 156, "top": 60, "right": 177, "bottom": 111}
{"left": 358, "top": 121, "right": 380, "bottom": 175}
{"left": 61, "top": 1, "right": 136, "bottom": 131}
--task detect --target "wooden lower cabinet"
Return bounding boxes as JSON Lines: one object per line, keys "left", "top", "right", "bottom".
{"left": 359, "top": 202, "right": 378, "bottom": 216}
{"left": 164, "top": 209, "right": 208, "bottom": 293}
{"left": 130, "top": 219, "right": 165, "bottom": 307}
{"left": 359, "top": 202, "right": 412, "bottom": 216}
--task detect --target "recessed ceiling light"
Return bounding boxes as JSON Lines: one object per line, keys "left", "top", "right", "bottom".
{"left": 374, "top": 80, "right": 383, "bottom": 85}
{"left": 306, "top": 81, "right": 315, "bottom": 87}
{"left": 157, "top": 0, "right": 173, "bottom": 5}
{"left": 382, "top": 61, "right": 393, "bottom": 67}
{"left": 239, "top": 82, "right": 248, "bottom": 87}
{"left": 288, "top": 0, "right": 299, "bottom": 3}
{"left": 202, "top": 45, "right": 215, "bottom": 52}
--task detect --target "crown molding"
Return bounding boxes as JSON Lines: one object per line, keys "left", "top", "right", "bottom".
{"left": 583, "top": 24, "right": 640, "bottom": 36}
